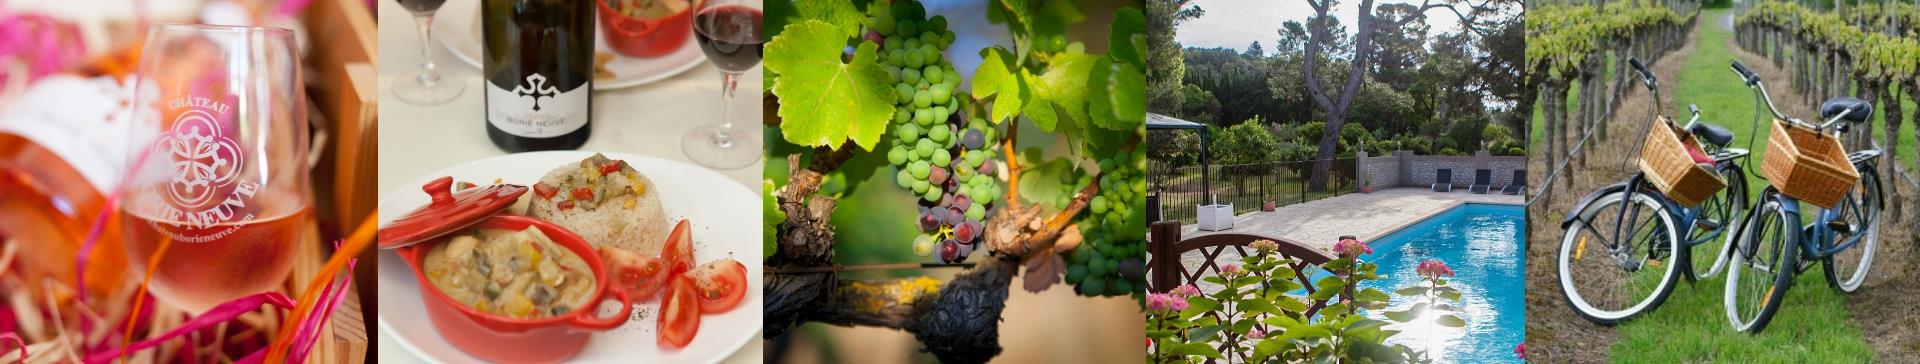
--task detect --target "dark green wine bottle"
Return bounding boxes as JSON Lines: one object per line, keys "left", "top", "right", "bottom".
{"left": 482, "top": 0, "right": 593, "bottom": 152}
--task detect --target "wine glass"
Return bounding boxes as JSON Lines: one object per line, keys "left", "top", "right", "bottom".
{"left": 393, "top": 0, "right": 464, "bottom": 105}
{"left": 681, "top": 0, "right": 764, "bottom": 170}
{"left": 121, "top": 24, "right": 312, "bottom": 314}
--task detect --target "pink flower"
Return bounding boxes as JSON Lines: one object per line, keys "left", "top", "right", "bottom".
{"left": 1220, "top": 264, "right": 1246, "bottom": 278}
{"left": 1168, "top": 296, "right": 1190, "bottom": 312}
{"left": 1173, "top": 284, "right": 1202, "bottom": 298}
{"left": 1247, "top": 329, "right": 1267, "bottom": 339}
{"left": 1250, "top": 239, "right": 1280, "bottom": 253}
{"left": 1333, "top": 236, "right": 1371, "bottom": 258}
{"left": 1515, "top": 342, "right": 1527, "bottom": 359}
{"left": 1146, "top": 292, "right": 1175, "bottom": 313}
{"left": 1418, "top": 260, "right": 1456, "bottom": 278}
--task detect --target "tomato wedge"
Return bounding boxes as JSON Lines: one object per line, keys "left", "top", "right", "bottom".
{"left": 687, "top": 259, "right": 748, "bottom": 314}
{"left": 662, "top": 219, "right": 695, "bottom": 277}
{"left": 658, "top": 274, "right": 701, "bottom": 349}
{"left": 599, "top": 246, "right": 668, "bottom": 300}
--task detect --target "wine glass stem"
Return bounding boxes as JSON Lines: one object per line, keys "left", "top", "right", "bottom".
{"left": 712, "top": 72, "right": 740, "bottom": 148}
{"left": 413, "top": 12, "right": 441, "bottom": 87}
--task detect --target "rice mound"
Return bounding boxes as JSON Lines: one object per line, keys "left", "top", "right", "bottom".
{"left": 528, "top": 154, "right": 668, "bottom": 254}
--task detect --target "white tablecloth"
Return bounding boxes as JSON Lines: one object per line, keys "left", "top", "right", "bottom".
{"left": 374, "top": 0, "right": 765, "bottom": 362}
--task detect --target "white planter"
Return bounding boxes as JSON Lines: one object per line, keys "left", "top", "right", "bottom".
{"left": 1196, "top": 204, "right": 1235, "bottom": 231}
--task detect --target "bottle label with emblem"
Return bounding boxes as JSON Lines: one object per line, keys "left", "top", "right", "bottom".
{"left": 487, "top": 73, "right": 588, "bottom": 138}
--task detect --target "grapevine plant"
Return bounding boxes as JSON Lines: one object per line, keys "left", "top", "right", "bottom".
{"left": 1145, "top": 239, "right": 1464, "bottom": 363}
{"left": 761, "top": 0, "right": 1146, "bottom": 362}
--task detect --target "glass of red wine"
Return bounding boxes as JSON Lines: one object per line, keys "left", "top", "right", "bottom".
{"left": 393, "top": 0, "right": 464, "bottom": 105}
{"left": 681, "top": 0, "right": 764, "bottom": 170}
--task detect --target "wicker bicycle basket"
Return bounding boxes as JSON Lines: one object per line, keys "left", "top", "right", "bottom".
{"left": 1637, "top": 116, "right": 1727, "bottom": 207}
{"left": 1759, "top": 119, "right": 1857, "bottom": 208}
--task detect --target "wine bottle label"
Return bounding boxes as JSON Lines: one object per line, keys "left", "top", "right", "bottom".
{"left": 488, "top": 73, "right": 589, "bottom": 138}
{"left": 0, "top": 75, "right": 140, "bottom": 193}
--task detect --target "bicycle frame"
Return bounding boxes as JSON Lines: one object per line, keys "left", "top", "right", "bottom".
{"left": 1732, "top": 60, "right": 1885, "bottom": 270}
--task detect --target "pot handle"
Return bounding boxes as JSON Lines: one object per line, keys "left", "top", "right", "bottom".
{"left": 568, "top": 288, "right": 633, "bottom": 330}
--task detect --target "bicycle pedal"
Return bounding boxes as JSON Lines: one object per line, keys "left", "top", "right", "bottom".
{"left": 1648, "top": 259, "right": 1662, "bottom": 267}
{"left": 1827, "top": 220, "right": 1853, "bottom": 235}
{"left": 1696, "top": 219, "right": 1722, "bottom": 230}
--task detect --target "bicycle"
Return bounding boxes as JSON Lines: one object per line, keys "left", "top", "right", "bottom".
{"left": 1723, "top": 60, "right": 1884, "bottom": 333}
{"left": 1556, "top": 58, "right": 1753, "bottom": 325}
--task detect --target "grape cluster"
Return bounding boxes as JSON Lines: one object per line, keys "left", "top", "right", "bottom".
{"left": 865, "top": 0, "right": 1001, "bottom": 264}
{"left": 1065, "top": 147, "right": 1148, "bottom": 297}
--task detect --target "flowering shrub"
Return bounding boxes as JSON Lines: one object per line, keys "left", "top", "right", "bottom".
{"left": 1145, "top": 238, "right": 1465, "bottom": 363}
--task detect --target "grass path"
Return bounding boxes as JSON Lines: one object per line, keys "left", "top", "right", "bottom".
{"left": 1608, "top": 8, "right": 1878, "bottom": 363}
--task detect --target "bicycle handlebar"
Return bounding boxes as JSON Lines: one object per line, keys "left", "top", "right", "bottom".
{"left": 1731, "top": 61, "right": 1759, "bottom": 86}
{"left": 1629, "top": 58, "right": 1656, "bottom": 90}
{"left": 1731, "top": 60, "right": 1855, "bottom": 136}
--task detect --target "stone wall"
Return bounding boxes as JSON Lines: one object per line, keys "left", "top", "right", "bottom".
{"left": 1354, "top": 150, "right": 1528, "bottom": 190}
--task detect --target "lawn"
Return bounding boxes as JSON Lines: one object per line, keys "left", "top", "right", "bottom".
{"left": 1610, "top": 8, "right": 1878, "bottom": 362}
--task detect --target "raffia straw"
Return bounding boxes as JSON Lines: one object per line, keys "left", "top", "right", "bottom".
{"left": 41, "top": 280, "right": 80, "bottom": 363}
{"left": 0, "top": 242, "right": 17, "bottom": 278}
{"left": 264, "top": 214, "right": 376, "bottom": 363}
{"left": 116, "top": 235, "right": 171, "bottom": 362}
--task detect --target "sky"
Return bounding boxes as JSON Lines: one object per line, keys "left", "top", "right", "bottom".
{"left": 1173, "top": 0, "right": 1515, "bottom": 53}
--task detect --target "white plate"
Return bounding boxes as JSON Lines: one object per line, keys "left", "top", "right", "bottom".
{"left": 433, "top": 0, "right": 709, "bottom": 90}
{"left": 377, "top": 151, "right": 761, "bottom": 363}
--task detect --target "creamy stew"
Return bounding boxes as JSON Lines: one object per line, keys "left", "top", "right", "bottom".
{"left": 423, "top": 227, "right": 596, "bottom": 318}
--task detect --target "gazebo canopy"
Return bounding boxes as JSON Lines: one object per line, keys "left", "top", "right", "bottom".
{"left": 1148, "top": 112, "right": 1207, "bottom": 130}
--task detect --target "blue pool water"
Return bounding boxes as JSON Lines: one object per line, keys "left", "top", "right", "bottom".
{"left": 1328, "top": 204, "right": 1526, "bottom": 363}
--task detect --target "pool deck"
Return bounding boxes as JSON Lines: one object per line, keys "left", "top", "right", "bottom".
{"left": 1171, "top": 188, "right": 1522, "bottom": 272}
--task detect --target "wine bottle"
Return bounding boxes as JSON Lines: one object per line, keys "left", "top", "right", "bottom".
{"left": 483, "top": 0, "right": 594, "bottom": 152}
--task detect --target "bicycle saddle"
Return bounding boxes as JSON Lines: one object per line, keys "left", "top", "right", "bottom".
{"left": 1689, "top": 122, "right": 1734, "bottom": 147}
{"left": 1820, "top": 97, "right": 1873, "bottom": 123}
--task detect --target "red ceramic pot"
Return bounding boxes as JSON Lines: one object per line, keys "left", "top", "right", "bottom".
{"left": 396, "top": 216, "right": 632, "bottom": 363}
{"left": 597, "top": 0, "right": 698, "bottom": 58}
{"left": 381, "top": 177, "right": 632, "bottom": 363}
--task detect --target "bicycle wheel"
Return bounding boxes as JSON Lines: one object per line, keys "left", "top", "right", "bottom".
{"left": 1725, "top": 190, "right": 1797, "bottom": 333}
{"left": 1689, "top": 164, "right": 1748, "bottom": 281}
{"left": 1559, "top": 188, "right": 1684, "bottom": 325}
{"left": 1824, "top": 167, "right": 1882, "bottom": 293}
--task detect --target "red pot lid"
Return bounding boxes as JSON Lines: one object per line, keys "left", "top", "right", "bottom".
{"left": 377, "top": 176, "right": 529, "bottom": 249}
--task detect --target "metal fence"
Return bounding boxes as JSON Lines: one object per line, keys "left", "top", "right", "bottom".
{"left": 1148, "top": 158, "right": 1358, "bottom": 225}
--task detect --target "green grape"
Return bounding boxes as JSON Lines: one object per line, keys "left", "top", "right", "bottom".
{"left": 940, "top": 31, "right": 957, "bottom": 48}
{"left": 1110, "top": 280, "right": 1131, "bottom": 296}
{"left": 1081, "top": 277, "right": 1107, "bottom": 296}
{"left": 1066, "top": 41, "right": 1085, "bottom": 54}
{"left": 1065, "top": 265, "right": 1087, "bottom": 284}
{"left": 884, "top": 34, "right": 903, "bottom": 50}
{"left": 928, "top": 123, "right": 950, "bottom": 143}
{"left": 966, "top": 203, "right": 985, "bottom": 221}
{"left": 906, "top": 49, "right": 925, "bottom": 68}
{"left": 930, "top": 83, "right": 951, "bottom": 103}
{"left": 912, "top": 179, "right": 930, "bottom": 194}
{"left": 964, "top": 150, "right": 985, "bottom": 168}
{"left": 922, "top": 186, "right": 942, "bottom": 202}
{"left": 895, "top": 169, "right": 914, "bottom": 188}
{"left": 901, "top": 67, "right": 921, "bottom": 84}
{"left": 898, "top": 122, "right": 922, "bottom": 141}
{"left": 921, "top": 44, "right": 942, "bottom": 64}
{"left": 894, "top": 84, "right": 913, "bottom": 104}
{"left": 888, "top": 0, "right": 912, "bottom": 19}
{"left": 897, "top": 18, "right": 918, "bottom": 37}
{"left": 888, "top": 145, "right": 908, "bottom": 165}
{"left": 932, "top": 148, "right": 951, "bottom": 167}
{"left": 912, "top": 235, "right": 936, "bottom": 256}
{"left": 913, "top": 108, "right": 932, "bottom": 125}
{"left": 928, "top": 15, "right": 948, "bottom": 34}
{"left": 918, "top": 31, "right": 938, "bottom": 48}
{"left": 924, "top": 66, "right": 945, "bottom": 84}
{"left": 942, "top": 67, "right": 962, "bottom": 87}
{"left": 916, "top": 139, "right": 938, "bottom": 158}
{"left": 884, "top": 65, "right": 901, "bottom": 83}
{"left": 1090, "top": 195, "right": 1109, "bottom": 214}
{"left": 913, "top": 89, "right": 932, "bottom": 108}
{"left": 872, "top": 14, "right": 896, "bottom": 35}
{"left": 893, "top": 107, "right": 910, "bottom": 124}
{"left": 888, "top": 48, "right": 907, "bottom": 65}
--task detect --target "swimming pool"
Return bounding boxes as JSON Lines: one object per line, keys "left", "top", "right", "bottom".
{"left": 1356, "top": 203, "right": 1525, "bottom": 363}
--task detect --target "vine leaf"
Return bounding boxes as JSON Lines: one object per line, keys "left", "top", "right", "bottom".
{"left": 972, "top": 47, "right": 1030, "bottom": 123}
{"left": 1034, "top": 51, "right": 1100, "bottom": 131}
{"left": 1107, "top": 7, "right": 1147, "bottom": 72}
{"left": 1019, "top": 72, "right": 1059, "bottom": 131}
{"left": 795, "top": 0, "right": 864, "bottom": 39}
{"left": 766, "top": 20, "right": 894, "bottom": 151}
{"left": 1016, "top": 148, "right": 1077, "bottom": 210}
{"left": 1021, "top": 244, "right": 1064, "bottom": 293}
{"left": 1088, "top": 60, "right": 1146, "bottom": 131}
